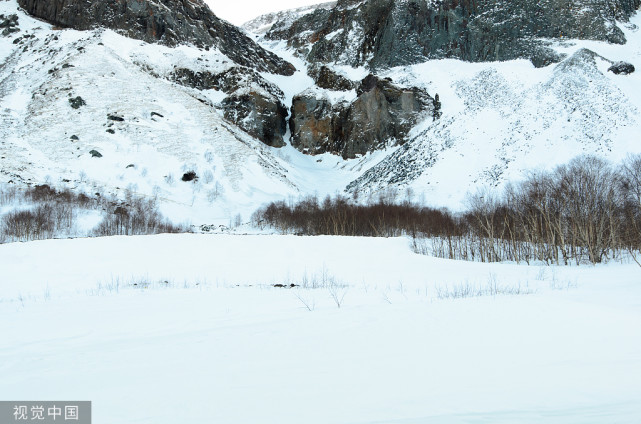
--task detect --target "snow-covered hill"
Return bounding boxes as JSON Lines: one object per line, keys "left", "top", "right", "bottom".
{"left": 0, "top": 1, "right": 374, "bottom": 224}
{"left": 347, "top": 45, "right": 641, "bottom": 205}
{"left": 253, "top": 7, "right": 641, "bottom": 208}
{"left": 1, "top": 0, "right": 640, "bottom": 224}
{"left": 0, "top": 0, "right": 392, "bottom": 224}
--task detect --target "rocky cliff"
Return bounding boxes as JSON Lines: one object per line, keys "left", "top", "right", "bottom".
{"left": 171, "top": 66, "right": 289, "bottom": 147}
{"left": 17, "top": 0, "right": 295, "bottom": 75}
{"left": 290, "top": 74, "right": 434, "bottom": 158}
{"left": 265, "top": 0, "right": 641, "bottom": 68}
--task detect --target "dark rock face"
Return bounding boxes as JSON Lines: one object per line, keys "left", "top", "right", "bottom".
{"left": 68, "top": 96, "right": 86, "bottom": 109}
{"left": 171, "top": 66, "right": 288, "bottom": 147}
{"left": 172, "top": 66, "right": 284, "bottom": 99}
{"left": 290, "top": 93, "right": 342, "bottom": 154}
{"left": 608, "top": 61, "right": 636, "bottom": 75}
{"left": 0, "top": 14, "right": 20, "bottom": 36}
{"left": 17, "top": 0, "right": 295, "bottom": 75}
{"left": 308, "top": 65, "right": 355, "bottom": 91}
{"left": 344, "top": 75, "right": 433, "bottom": 157}
{"left": 290, "top": 75, "right": 433, "bottom": 158}
{"left": 267, "top": 0, "right": 641, "bottom": 68}
{"left": 222, "top": 92, "right": 288, "bottom": 148}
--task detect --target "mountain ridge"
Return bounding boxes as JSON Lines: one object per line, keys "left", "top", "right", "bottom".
{"left": 262, "top": 0, "right": 641, "bottom": 69}
{"left": 16, "top": 0, "right": 296, "bottom": 75}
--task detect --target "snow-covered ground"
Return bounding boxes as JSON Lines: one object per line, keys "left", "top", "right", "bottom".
{"left": 1, "top": 234, "right": 640, "bottom": 423}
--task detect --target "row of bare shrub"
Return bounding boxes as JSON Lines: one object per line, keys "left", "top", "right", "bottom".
{"left": 92, "top": 198, "right": 184, "bottom": 236}
{"left": 253, "top": 155, "right": 641, "bottom": 265}
{"left": 252, "top": 194, "right": 460, "bottom": 237}
{"left": 463, "top": 155, "right": 641, "bottom": 264}
{"left": 0, "top": 184, "right": 186, "bottom": 242}
{"left": 1, "top": 185, "right": 94, "bottom": 242}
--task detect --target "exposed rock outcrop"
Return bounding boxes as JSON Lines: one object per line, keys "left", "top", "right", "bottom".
{"left": 171, "top": 66, "right": 288, "bottom": 147}
{"left": 308, "top": 65, "right": 355, "bottom": 91}
{"left": 242, "top": 2, "right": 337, "bottom": 35}
{"left": 17, "top": 0, "right": 295, "bottom": 75}
{"left": 223, "top": 92, "right": 288, "bottom": 148}
{"left": 608, "top": 61, "right": 636, "bottom": 75}
{"left": 266, "top": 0, "right": 641, "bottom": 69}
{"left": 0, "top": 14, "right": 19, "bottom": 36}
{"left": 290, "top": 74, "right": 433, "bottom": 158}
{"left": 171, "top": 66, "right": 284, "bottom": 99}
{"left": 290, "top": 92, "right": 343, "bottom": 154}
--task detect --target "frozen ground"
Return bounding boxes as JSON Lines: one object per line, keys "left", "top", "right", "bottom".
{"left": 1, "top": 234, "right": 640, "bottom": 423}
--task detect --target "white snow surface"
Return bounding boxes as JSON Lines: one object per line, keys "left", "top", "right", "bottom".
{"left": 1, "top": 234, "right": 640, "bottom": 423}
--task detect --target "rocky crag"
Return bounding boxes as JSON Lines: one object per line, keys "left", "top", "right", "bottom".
{"left": 291, "top": 74, "right": 435, "bottom": 158}
{"left": 171, "top": 66, "right": 288, "bottom": 147}
{"left": 264, "top": 0, "right": 641, "bottom": 68}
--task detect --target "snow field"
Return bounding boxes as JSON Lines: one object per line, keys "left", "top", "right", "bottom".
{"left": 1, "top": 234, "right": 640, "bottom": 423}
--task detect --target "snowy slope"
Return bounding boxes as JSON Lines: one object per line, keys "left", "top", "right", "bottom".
{"left": 348, "top": 41, "right": 641, "bottom": 207}
{"left": 0, "top": 1, "right": 373, "bottom": 224}
{"left": 0, "top": 3, "right": 302, "bottom": 224}
{"left": 253, "top": 10, "right": 641, "bottom": 209}
{"left": 1, "top": 0, "right": 641, "bottom": 224}
{"left": 1, "top": 234, "right": 640, "bottom": 423}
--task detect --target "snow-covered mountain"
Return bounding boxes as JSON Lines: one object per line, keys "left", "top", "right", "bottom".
{"left": 242, "top": 1, "right": 337, "bottom": 35}
{"left": 1, "top": 0, "right": 640, "bottom": 224}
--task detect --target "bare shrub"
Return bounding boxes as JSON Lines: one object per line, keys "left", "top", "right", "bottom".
{"left": 619, "top": 154, "right": 641, "bottom": 265}
{"left": 92, "top": 196, "right": 186, "bottom": 236}
{"left": 0, "top": 183, "right": 187, "bottom": 242}
{"left": 0, "top": 184, "right": 96, "bottom": 242}
{"left": 328, "top": 283, "right": 348, "bottom": 308}
{"left": 435, "top": 279, "right": 532, "bottom": 300}
{"left": 0, "top": 184, "right": 20, "bottom": 206}
{"left": 2, "top": 206, "right": 55, "bottom": 241}
{"left": 293, "top": 291, "right": 316, "bottom": 311}
{"left": 451, "top": 155, "right": 636, "bottom": 265}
